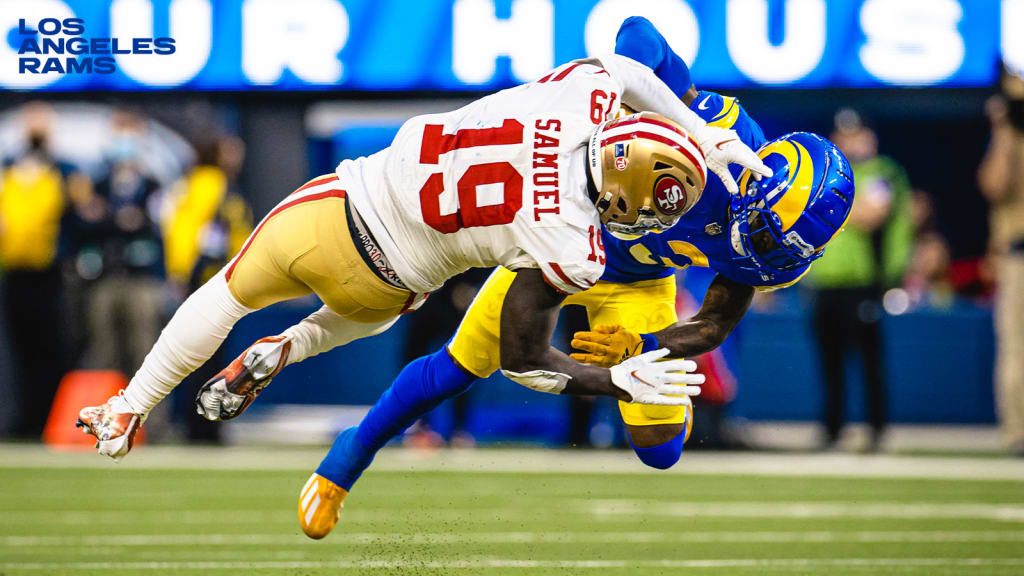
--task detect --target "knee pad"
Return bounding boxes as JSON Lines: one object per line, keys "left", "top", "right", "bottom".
{"left": 629, "top": 428, "right": 685, "bottom": 470}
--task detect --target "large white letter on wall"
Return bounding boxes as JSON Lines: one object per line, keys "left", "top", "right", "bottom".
{"left": 243, "top": 0, "right": 348, "bottom": 85}
{"left": 111, "top": 0, "right": 211, "bottom": 86}
{"left": 452, "top": 0, "right": 554, "bottom": 84}
{"left": 727, "top": 0, "right": 826, "bottom": 85}
{"left": 860, "top": 0, "right": 964, "bottom": 85}
{"left": 1004, "top": 0, "right": 1024, "bottom": 77}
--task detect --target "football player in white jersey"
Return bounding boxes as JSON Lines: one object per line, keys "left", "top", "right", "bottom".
{"left": 77, "top": 54, "right": 770, "bottom": 464}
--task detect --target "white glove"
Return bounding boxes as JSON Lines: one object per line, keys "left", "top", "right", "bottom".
{"left": 693, "top": 124, "right": 773, "bottom": 194}
{"left": 609, "top": 348, "right": 705, "bottom": 406}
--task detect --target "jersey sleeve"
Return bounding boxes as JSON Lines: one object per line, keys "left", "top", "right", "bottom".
{"left": 692, "top": 91, "right": 767, "bottom": 149}
{"left": 509, "top": 221, "right": 604, "bottom": 295}
{"left": 591, "top": 53, "right": 706, "bottom": 136}
{"left": 538, "top": 257, "right": 603, "bottom": 295}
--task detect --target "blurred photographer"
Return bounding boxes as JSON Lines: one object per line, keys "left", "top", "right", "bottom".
{"left": 76, "top": 111, "right": 165, "bottom": 376}
{"left": 978, "top": 67, "right": 1024, "bottom": 456}
{"left": 808, "top": 109, "right": 913, "bottom": 452}
{"left": 0, "top": 103, "right": 76, "bottom": 437}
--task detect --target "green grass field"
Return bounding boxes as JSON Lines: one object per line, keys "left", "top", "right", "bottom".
{"left": 2, "top": 447, "right": 1023, "bottom": 575}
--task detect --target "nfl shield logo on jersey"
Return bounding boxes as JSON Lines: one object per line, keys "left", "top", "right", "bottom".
{"left": 614, "top": 143, "right": 627, "bottom": 170}
{"left": 653, "top": 175, "right": 687, "bottom": 215}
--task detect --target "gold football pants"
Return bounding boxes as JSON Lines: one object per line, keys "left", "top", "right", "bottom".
{"left": 225, "top": 175, "right": 412, "bottom": 323}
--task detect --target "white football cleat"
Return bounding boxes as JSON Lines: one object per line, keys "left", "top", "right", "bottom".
{"left": 76, "top": 393, "right": 143, "bottom": 461}
{"left": 195, "top": 335, "right": 291, "bottom": 421}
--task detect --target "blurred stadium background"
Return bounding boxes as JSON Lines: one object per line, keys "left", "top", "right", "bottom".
{"left": 1, "top": 1, "right": 1024, "bottom": 574}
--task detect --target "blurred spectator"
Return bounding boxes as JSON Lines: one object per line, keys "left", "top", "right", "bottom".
{"left": 808, "top": 109, "right": 913, "bottom": 451}
{"left": 75, "top": 111, "right": 165, "bottom": 376}
{"left": 897, "top": 190, "right": 954, "bottom": 310}
{"left": 166, "top": 135, "right": 252, "bottom": 442}
{"left": 0, "top": 103, "right": 74, "bottom": 437}
{"left": 903, "top": 231, "right": 954, "bottom": 310}
{"left": 977, "top": 68, "right": 1024, "bottom": 456}
{"left": 163, "top": 136, "right": 251, "bottom": 294}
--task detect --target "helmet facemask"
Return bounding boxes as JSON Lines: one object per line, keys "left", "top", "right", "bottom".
{"left": 729, "top": 161, "right": 826, "bottom": 272}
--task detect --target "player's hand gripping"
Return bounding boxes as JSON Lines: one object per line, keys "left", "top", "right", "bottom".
{"left": 571, "top": 324, "right": 643, "bottom": 368}
{"left": 692, "top": 124, "right": 772, "bottom": 194}
{"left": 609, "top": 348, "right": 704, "bottom": 406}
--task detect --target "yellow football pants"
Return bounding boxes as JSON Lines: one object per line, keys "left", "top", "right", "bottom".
{"left": 448, "top": 267, "right": 688, "bottom": 426}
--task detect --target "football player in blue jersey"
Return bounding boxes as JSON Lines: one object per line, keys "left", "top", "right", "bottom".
{"left": 290, "top": 16, "right": 856, "bottom": 538}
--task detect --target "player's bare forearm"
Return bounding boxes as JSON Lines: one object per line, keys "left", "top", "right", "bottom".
{"left": 499, "top": 269, "right": 628, "bottom": 401}
{"left": 652, "top": 274, "right": 753, "bottom": 357}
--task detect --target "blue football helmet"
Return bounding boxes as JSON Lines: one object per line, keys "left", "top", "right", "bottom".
{"left": 728, "top": 132, "right": 854, "bottom": 272}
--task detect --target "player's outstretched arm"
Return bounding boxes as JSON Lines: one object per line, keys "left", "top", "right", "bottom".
{"left": 614, "top": 16, "right": 697, "bottom": 104}
{"left": 571, "top": 274, "right": 753, "bottom": 366}
{"left": 652, "top": 274, "right": 754, "bottom": 357}
{"left": 499, "top": 269, "right": 703, "bottom": 405}
{"left": 590, "top": 53, "right": 770, "bottom": 193}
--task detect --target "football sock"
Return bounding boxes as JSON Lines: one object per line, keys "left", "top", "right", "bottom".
{"left": 629, "top": 427, "right": 685, "bottom": 470}
{"left": 283, "top": 306, "right": 397, "bottom": 367}
{"left": 316, "top": 347, "right": 476, "bottom": 490}
{"left": 123, "top": 274, "right": 253, "bottom": 416}
{"left": 615, "top": 16, "right": 692, "bottom": 99}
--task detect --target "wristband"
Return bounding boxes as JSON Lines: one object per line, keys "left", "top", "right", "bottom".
{"left": 639, "top": 332, "right": 660, "bottom": 353}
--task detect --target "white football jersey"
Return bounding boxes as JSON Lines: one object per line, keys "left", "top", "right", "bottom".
{"left": 339, "top": 62, "right": 622, "bottom": 295}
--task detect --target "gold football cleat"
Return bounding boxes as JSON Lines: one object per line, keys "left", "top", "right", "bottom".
{"left": 298, "top": 473, "right": 348, "bottom": 539}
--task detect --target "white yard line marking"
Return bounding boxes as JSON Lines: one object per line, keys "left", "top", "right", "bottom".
{"left": 3, "top": 531, "right": 1024, "bottom": 547}
{"left": 2, "top": 558, "right": 1024, "bottom": 570}
{"left": 582, "top": 500, "right": 1024, "bottom": 522}
{"left": 6, "top": 500, "right": 1024, "bottom": 526}
{"left": 4, "top": 445, "right": 1024, "bottom": 481}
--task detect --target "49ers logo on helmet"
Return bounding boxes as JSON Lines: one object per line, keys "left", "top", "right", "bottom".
{"left": 653, "top": 175, "right": 687, "bottom": 215}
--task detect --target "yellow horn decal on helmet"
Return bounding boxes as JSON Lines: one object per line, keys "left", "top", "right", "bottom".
{"left": 753, "top": 139, "right": 814, "bottom": 232}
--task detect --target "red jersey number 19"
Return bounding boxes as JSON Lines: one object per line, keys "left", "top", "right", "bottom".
{"left": 418, "top": 120, "right": 525, "bottom": 234}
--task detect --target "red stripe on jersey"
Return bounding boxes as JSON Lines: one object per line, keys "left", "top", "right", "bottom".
{"left": 550, "top": 63, "right": 582, "bottom": 82}
{"left": 536, "top": 71, "right": 555, "bottom": 84}
{"left": 612, "top": 116, "right": 701, "bottom": 153}
{"left": 541, "top": 273, "right": 569, "bottom": 295}
{"left": 600, "top": 131, "right": 707, "bottom": 189}
{"left": 225, "top": 189, "right": 346, "bottom": 281}
{"left": 290, "top": 174, "right": 339, "bottom": 197}
{"left": 547, "top": 262, "right": 591, "bottom": 293}
{"left": 399, "top": 292, "right": 416, "bottom": 315}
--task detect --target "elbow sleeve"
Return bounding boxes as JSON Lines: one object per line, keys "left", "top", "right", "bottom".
{"left": 501, "top": 369, "right": 570, "bottom": 394}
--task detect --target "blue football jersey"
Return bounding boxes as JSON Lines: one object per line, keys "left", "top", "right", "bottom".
{"left": 600, "top": 92, "right": 808, "bottom": 289}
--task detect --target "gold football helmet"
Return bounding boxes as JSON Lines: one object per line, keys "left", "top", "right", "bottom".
{"left": 587, "top": 112, "right": 707, "bottom": 236}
